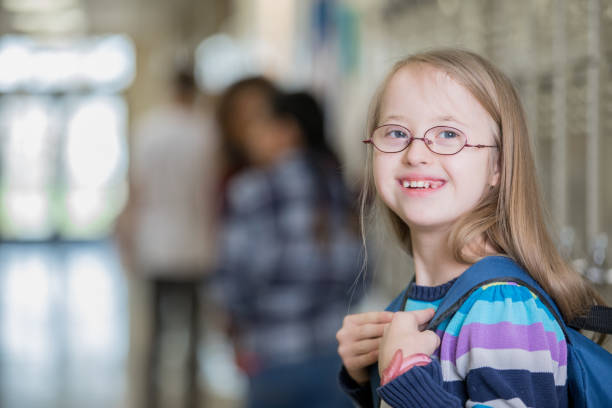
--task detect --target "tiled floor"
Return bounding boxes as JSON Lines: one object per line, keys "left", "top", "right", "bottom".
{"left": 0, "top": 241, "right": 129, "bottom": 408}
{"left": 0, "top": 241, "right": 245, "bottom": 408}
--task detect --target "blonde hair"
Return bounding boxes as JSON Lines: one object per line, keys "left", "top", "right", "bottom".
{"left": 361, "top": 48, "right": 607, "bottom": 328}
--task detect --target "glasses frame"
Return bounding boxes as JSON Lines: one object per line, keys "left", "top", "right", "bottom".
{"left": 363, "top": 123, "right": 498, "bottom": 155}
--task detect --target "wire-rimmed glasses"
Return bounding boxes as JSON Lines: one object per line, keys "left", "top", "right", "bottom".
{"left": 363, "top": 124, "right": 497, "bottom": 155}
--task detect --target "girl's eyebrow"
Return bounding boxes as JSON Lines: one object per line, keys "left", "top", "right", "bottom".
{"left": 381, "top": 114, "right": 467, "bottom": 127}
{"left": 380, "top": 114, "right": 409, "bottom": 123}
{"left": 434, "top": 115, "right": 467, "bottom": 126}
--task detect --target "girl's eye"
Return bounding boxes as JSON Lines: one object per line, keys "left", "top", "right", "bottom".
{"left": 439, "top": 130, "right": 458, "bottom": 139}
{"left": 385, "top": 128, "right": 408, "bottom": 139}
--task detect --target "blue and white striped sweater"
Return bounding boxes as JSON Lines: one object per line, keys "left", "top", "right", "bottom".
{"left": 380, "top": 281, "right": 568, "bottom": 407}
{"left": 339, "top": 276, "right": 568, "bottom": 407}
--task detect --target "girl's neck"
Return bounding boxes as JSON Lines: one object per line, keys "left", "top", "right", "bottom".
{"left": 410, "top": 228, "right": 471, "bottom": 287}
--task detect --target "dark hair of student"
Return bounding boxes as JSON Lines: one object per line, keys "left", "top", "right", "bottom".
{"left": 272, "top": 91, "right": 358, "bottom": 246}
{"left": 271, "top": 91, "right": 339, "bottom": 165}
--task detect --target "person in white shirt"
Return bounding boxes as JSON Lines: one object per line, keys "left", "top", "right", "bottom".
{"left": 117, "top": 67, "right": 219, "bottom": 408}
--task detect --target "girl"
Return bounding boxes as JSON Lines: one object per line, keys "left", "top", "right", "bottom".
{"left": 336, "top": 49, "right": 607, "bottom": 407}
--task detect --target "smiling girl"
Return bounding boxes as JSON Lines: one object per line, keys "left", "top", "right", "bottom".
{"left": 336, "top": 49, "right": 607, "bottom": 407}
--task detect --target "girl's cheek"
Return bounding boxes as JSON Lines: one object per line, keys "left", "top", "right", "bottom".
{"left": 372, "top": 163, "right": 389, "bottom": 199}
{"left": 373, "top": 154, "right": 390, "bottom": 180}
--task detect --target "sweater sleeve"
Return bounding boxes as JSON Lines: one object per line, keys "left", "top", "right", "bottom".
{"left": 338, "top": 365, "right": 374, "bottom": 407}
{"left": 377, "top": 282, "right": 568, "bottom": 407}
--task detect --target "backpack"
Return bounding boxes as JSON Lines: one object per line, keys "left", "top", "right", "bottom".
{"left": 424, "top": 256, "right": 612, "bottom": 408}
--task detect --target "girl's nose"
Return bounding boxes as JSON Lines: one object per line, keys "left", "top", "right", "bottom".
{"left": 401, "top": 137, "right": 433, "bottom": 166}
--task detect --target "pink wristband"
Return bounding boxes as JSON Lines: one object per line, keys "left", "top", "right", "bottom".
{"left": 381, "top": 350, "right": 432, "bottom": 386}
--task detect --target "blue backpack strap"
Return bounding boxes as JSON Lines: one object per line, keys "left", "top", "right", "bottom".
{"left": 426, "top": 256, "right": 571, "bottom": 342}
{"left": 386, "top": 285, "right": 411, "bottom": 313}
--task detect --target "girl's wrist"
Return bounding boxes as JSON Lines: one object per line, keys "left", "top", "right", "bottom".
{"left": 381, "top": 350, "right": 432, "bottom": 386}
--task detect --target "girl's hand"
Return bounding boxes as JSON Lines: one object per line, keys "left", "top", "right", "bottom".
{"left": 378, "top": 309, "right": 440, "bottom": 377}
{"left": 337, "top": 311, "right": 395, "bottom": 384}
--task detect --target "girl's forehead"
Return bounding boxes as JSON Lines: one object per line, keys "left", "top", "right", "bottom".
{"left": 380, "top": 64, "right": 495, "bottom": 133}
{"left": 383, "top": 64, "right": 470, "bottom": 109}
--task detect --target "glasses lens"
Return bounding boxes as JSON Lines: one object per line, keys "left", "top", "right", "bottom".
{"left": 425, "top": 127, "right": 466, "bottom": 154}
{"left": 373, "top": 125, "right": 410, "bottom": 152}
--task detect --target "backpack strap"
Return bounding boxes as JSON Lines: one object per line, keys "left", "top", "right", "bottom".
{"left": 387, "top": 285, "right": 411, "bottom": 313}
{"left": 569, "top": 305, "right": 612, "bottom": 334}
{"left": 424, "top": 256, "right": 572, "bottom": 342}
{"left": 422, "top": 255, "right": 612, "bottom": 336}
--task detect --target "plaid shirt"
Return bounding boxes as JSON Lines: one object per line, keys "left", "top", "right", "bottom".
{"left": 214, "top": 150, "right": 363, "bottom": 368}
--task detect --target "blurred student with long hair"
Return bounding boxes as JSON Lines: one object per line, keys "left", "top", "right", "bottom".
{"left": 213, "top": 79, "right": 360, "bottom": 408}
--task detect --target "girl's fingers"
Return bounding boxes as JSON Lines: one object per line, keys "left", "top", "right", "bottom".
{"left": 422, "top": 330, "right": 441, "bottom": 354}
{"left": 410, "top": 308, "right": 436, "bottom": 325}
{"left": 346, "top": 349, "right": 379, "bottom": 369}
{"left": 345, "top": 311, "right": 394, "bottom": 326}
{"left": 338, "top": 314, "right": 393, "bottom": 343}
{"left": 351, "top": 337, "right": 381, "bottom": 355}
{"left": 388, "top": 309, "right": 435, "bottom": 332}
{"left": 356, "top": 322, "right": 388, "bottom": 340}
{"left": 338, "top": 337, "right": 380, "bottom": 360}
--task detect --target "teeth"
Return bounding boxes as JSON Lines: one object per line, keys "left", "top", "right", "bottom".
{"left": 402, "top": 180, "right": 439, "bottom": 189}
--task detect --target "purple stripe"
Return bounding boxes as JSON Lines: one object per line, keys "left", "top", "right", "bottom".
{"left": 438, "top": 322, "right": 567, "bottom": 366}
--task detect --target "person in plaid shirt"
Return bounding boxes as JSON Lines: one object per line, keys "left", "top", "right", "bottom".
{"left": 213, "top": 86, "right": 362, "bottom": 408}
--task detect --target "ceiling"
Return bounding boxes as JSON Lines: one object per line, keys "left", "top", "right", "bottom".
{"left": 0, "top": 0, "right": 229, "bottom": 45}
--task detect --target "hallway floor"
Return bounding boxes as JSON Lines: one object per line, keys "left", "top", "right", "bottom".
{"left": 0, "top": 241, "right": 244, "bottom": 408}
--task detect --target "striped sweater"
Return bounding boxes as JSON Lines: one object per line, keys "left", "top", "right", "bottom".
{"left": 340, "top": 271, "right": 568, "bottom": 407}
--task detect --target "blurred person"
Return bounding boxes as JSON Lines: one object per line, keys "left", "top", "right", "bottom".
{"left": 116, "top": 67, "right": 219, "bottom": 408}
{"left": 212, "top": 83, "right": 362, "bottom": 408}
{"left": 215, "top": 76, "right": 279, "bottom": 211}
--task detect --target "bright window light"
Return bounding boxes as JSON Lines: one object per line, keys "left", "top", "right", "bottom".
{"left": 81, "top": 35, "right": 135, "bottom": 91}
{"left": 0, "top": 34, "right": 135, "bottom": 92}
{"left": 65, "top": 96, "right": 127, "bottom": 188}
{"left": 65, "top": 189, "right": 104, "bottom": 226}
{"left": 3, "top": 98, "right": 54, "bottom": 188}
{"left": 3, "top": 190, "right": 52, "bottom": 238}
{"left": 0, "top": 37, "right": 31, "bottom": 92}
{"left": 0, "top": 35, "right": 132, "bottom": 240}
{"left": 30, "top": 48, "right": 79, "bottom": 91}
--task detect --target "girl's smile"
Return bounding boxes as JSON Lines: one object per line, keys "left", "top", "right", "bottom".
{"left": 397, "top": 174, "right": 446, "bottom": 195}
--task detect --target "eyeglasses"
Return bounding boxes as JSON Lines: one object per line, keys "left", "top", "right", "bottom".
{"left": 363, "top": 124, "right": 498, "bottom": 155}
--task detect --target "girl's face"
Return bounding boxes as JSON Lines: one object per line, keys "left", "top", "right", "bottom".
{"left": 373, "top": 64, "right": 499, "bottom": 234}
{"left": 231, "top": 88, "right": 283, "bottom": 166}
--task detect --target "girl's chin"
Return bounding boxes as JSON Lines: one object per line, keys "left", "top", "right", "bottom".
{"left": 400, "top": 215, "right": 456, "bottom": 233}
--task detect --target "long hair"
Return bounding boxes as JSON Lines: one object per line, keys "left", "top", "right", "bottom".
{"left": 361, "top": 48, "right": 607, "bottom": 328}
{"left": 272, "top": 91, "right": 359, "bottom": 245}
{"left": 271, "top": 91, "right": 339, "bottom": 165}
